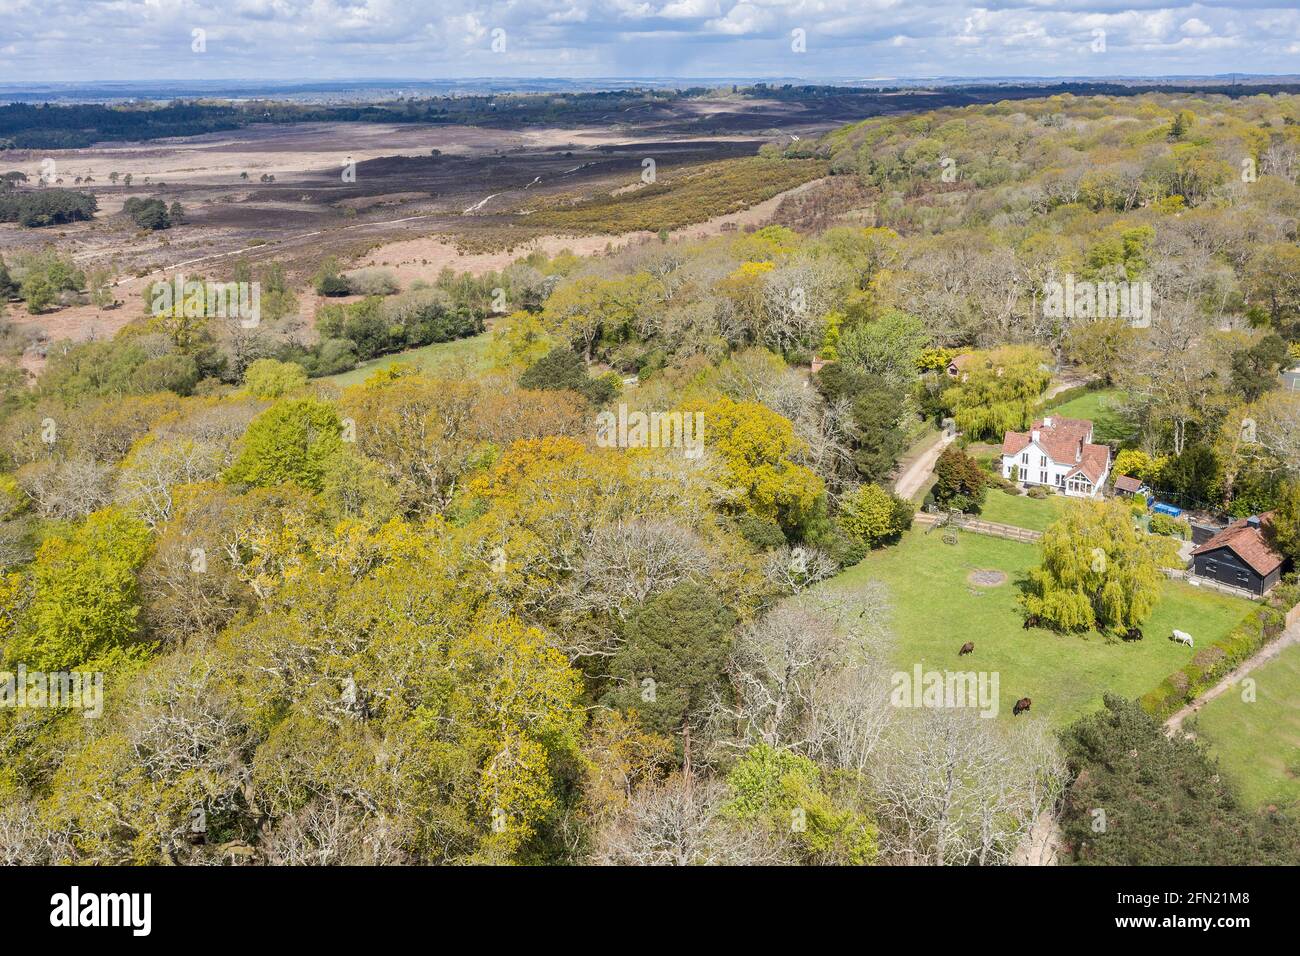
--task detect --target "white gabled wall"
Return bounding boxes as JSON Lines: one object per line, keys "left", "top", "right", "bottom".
{"left": 1001, "top": 440, "right": 1102, "bottom": 498}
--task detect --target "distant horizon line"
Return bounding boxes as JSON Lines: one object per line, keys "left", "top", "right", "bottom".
{"left": 1, "top": 71, "right": 1295, "bottom": 89}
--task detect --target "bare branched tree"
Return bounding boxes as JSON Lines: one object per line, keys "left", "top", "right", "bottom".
{"left": 709, "top": 585, "right": 892, "bottom": 755}
{"left": 871, "top": 709, "right": 1065, "bottom": 866}
{"left": 17, "top": 455, "right": 113, "bottom": 520}
{"left": 0, "top": 799, "right": 71, "bottom": 865}
{"left": 261, "top": 793, "right": 409, "bottom": 866}
{"left": 593, "top": 775, "right": 790, "bottom": 866}
{"left": 761, "top": 545, "right": 840, "bottom": 595}
{"left": 561, "top": 517, "right": 713, "bottom": 621}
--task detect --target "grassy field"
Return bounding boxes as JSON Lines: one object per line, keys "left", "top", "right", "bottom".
{"left": 1046, "top": 388, "right": 1134, "bottom": 443}
{"left": 1191, "top": 642, "right": 1300, "bottom": 809}
{"left": 825, "top": 529, "right": 1254, "bottom": 725}
{"left": 978, "top": 490, "right": 1072, "bottom": 531}
{"left": 322, "top": 333, "right": 493, "bottom": 387}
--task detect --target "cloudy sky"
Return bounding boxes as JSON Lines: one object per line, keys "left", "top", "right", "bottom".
{"left": 0, "top": 1, "right": 1297, "bottom": 84}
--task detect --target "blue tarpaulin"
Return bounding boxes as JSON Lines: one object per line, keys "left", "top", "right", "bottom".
{"left": 1152, "top": 502, "right": 1183, "bottom": 517}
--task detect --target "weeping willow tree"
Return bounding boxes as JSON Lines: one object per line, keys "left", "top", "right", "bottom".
{"left": 945, "top": 346, "right": 1052, "bottom": 441}
{"left": 1021, "top": 500, "right": 1165, "bottom": 635}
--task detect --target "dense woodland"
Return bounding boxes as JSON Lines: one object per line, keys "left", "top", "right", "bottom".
{"left": 0, "top": 91, "right": 1297, "bottom": 864}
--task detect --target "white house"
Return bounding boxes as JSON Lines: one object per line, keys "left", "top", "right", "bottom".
{"left": 1000, "top": 416, "right": 1111, "bottom": 498}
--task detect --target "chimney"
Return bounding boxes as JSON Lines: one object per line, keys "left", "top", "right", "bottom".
{"left": 1043, "top": 416, "right": 1053, "bottom": 428}
{"left": 1247, "top": 515, "right": 1261, "bottom": 530}
{"left": 1031, "top": 429, "right": 1040, "bottom": 442}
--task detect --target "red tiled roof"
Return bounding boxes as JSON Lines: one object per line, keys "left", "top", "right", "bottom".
{"left": 1191, "top": 513, "right": 1285, "bottom": 577}
{"left": 1064, "top": 442, "right": 1110, "bottom": 485}
{"left": 1002, "top": 430, "right": 1031, "bottom": 456}
{"left": 1002, "top": 418, "right": 1108, "bottom": 483}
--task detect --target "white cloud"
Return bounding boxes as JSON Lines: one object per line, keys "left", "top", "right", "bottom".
{"left": 0, "top": 0, "right": 1296, "bottom": 82}
{"left": 659, "top": 0, "right": 722, "bottom": 18}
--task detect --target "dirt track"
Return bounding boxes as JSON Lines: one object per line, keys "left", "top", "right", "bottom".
{"left": 1165, "top": 620, "right": 1300, "bottom": 735}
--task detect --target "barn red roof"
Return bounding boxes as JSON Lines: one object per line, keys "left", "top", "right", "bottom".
{"left": 1191, "top": 513, "right": 1285, "bottom": 578}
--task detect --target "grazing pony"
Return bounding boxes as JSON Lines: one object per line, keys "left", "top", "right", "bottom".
{"left": 959, "top": 641, "right": 975, "bottom": 656}
{"left": 1013, "top": 697, "right": 1032, "bottom": 716}
{"left": 1171, "top": 629, "right": 1194, "bottom": 648}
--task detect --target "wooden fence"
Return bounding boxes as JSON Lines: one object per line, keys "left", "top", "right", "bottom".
{"left": 914, "top": 511, "right": 1043, "bottom": 544}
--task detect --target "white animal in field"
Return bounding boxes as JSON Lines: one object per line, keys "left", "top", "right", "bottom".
{"left": 1172, "top": 629, "right": 1194, "bottom": 648}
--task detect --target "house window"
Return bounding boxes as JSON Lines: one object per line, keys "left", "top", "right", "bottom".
{"left": 1236, "top": 571, "right": 1248, "bottom": 583}
{"left": 1021, "top": 452, "right": 1028, "bottom": 465}
{"left": 1040, "top": 470, "right": 1048, "bottom": 484}
{"left": 1056, "top": 474, "right": 1064, "bottom": 486}
{"left": 1206, "top": 561, "right": 1217, "bottom": 573}
{"left": 1040, "top": 455, "right": 1047, "bottom": 468}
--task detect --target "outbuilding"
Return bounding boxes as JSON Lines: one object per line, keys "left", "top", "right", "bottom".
{"left": 1190, "top": 513, "right": 1288, "bottom": 597}
{"left": 1113, "top": 474, "right": 1147, "bottom": 497}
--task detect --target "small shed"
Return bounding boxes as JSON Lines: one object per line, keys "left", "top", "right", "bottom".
{"left": 1113, "top": 474, "right": 1147, "bottom": 497}
{"left": 946, "top": 353, "right": 975, "bottom": 378}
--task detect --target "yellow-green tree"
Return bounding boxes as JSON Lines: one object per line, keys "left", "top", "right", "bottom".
{"left": 838, "top": 483, "right": 911, "bottom": 547}
{"left": 242, "top": 358, "right": 308, "bottom": 399}
{"left": 3, "top": 508, "right": 152, "bottom": 671}
{"left": 1021, "top": 500, "right": 1164, "bottom": 635}
{"left": 723, "top": 743, "right": 877, "bottom": 865}
{"left": 225, "top": 398, "right": 345, "bottom": 491}
{"left": 695, "top": 396, "right": 824, "bottom": 534}
{"left": 944, "top": 346, "right": 1051, "bottom": 440}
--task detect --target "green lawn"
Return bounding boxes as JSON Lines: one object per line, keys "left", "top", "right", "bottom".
{"left": 1046, "top": 388, "right": 1134, "bottom": 443}
{"left": 322, "top": 333, "right": 493, "bottom": 387}
{"left": 1191, "top": 642, "right": 1300, "bottom": 809}
{"left": 824, "top": 529, "right": 1254, "bottom": 725}
{"left": 977, "top": 490, "right": 1071, "bottom": 532}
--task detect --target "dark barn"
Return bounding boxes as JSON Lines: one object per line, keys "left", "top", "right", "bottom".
{"left": 1190, "top": 513, "right": 1287, "bottom": 597}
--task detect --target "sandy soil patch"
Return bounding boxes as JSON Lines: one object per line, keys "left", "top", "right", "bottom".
{"left": 358, "top": 177, "right": 828, "bottom": 285}
{"left": 967, "top": 569, "right": 1009, "bottom": 587}
{"left": 0, "top": 123, "right": 529, "bottom": 187}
